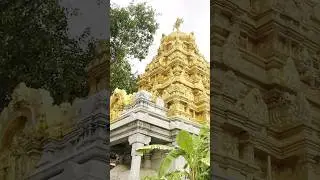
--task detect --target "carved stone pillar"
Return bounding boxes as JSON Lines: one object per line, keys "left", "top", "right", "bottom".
{"left": 267, "top": 155, "right": 272, "bottom": 180}
{"left": 242, "top": 142, "right": 254, "bottom": 163}
{"left": 128, "top": 133, "right": 151, "bottom": 180}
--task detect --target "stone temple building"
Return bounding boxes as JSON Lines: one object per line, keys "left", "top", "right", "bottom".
{"left": 212, "top": 0, "right": 320, "bottom": 179}
{"left": 109, "top": 20, "right": 210, "bottom": 179}
{"left": 0, "top": 41, "right": 109, "bottom": 180}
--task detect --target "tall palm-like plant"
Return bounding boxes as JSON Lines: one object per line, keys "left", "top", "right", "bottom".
{"left": 137, "top": 125, "right": 210, "bottom": 180}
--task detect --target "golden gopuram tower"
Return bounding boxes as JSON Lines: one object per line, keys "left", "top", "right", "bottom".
{"left": 111, "top": 18, "right": 210, "bottom": 124}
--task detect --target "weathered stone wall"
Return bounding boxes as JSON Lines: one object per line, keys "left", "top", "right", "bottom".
{"left": 211, "top": 0, "right": 320, "bottom": 179}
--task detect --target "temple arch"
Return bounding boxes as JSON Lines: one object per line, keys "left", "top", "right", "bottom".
{"left": 0, "top": 104, "right": 34, "bottom": 151}
{"left": 0, "top": 115, "right": 28, "bottom": 151}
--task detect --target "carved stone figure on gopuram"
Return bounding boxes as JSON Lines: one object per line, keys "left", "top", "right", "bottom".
{"left": 110, "top": 18, "right": 210, "bottom": 124}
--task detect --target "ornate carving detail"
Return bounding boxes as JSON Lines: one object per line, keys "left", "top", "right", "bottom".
{"left": 0, "top": 126, "right": 42, "bottom": 179}
{"left": 299, "top": 48, "right": 313, "bottom": 70}
{"left": 222, "top": 71, "right": 246, "bottom": 99}
{"left": 137, "top": 121, "right": 151, "bottom": 130}
{"left": 268, "top": 68, "right": 282, "bottom": 84}
{"left": 296, "top": 47, "right": 320, "bottom": 89}
{"left": 220, "top": 132, "right": 239, "bottom": 158}
{"left": 266, "top": 90, "right": 311, "bottom": 129}
{"left": 0, "top": 81, "right": 91, "bottom": 179}
{"left": 268, "top": 56, "right": 302, "bottom": 91}
{"left": 292, "top": 92, "right": 311, "bottom": 123}
{"left": 214, "top": 9, "right": 232, "bottom": 28}
{"left": 213, "top": 1, "right": 320, "bottom": 180}
{"left": 110, "top": 88, "right": 135, "bottom": 121}
{"left": 282, "top": 56, "right": 301, "bottom": 91}
{"left": 135, "top": 20, "right": 210, "bottom": 124}
{"left": 173, "top": 17, "right": 184, "bottom": 31}
{"left": 128, "top": 133, "right": 151, "bottom": 146}
{"left": 275, "top": 0, "right": 311, "bottom": 23}
{"left": 0, "top": 83, "right": 76, "bottom": 144}
{"left": 222, "top": 28, "right": 240, "bottom": 67}
{"left": 237, "top": 88, "right": 269, "bottom": 124}
{"left": 134, "top": 91, "right": 152, "bottom": 101}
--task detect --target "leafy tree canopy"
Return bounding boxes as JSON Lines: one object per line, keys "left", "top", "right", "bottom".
{"left": 110, "top": 2, "right": 158, "bottom": 93}
{"left": 0, "top": 0, "right": 94, "bottom": 111}
{"left": 0, "top": 1, "right": 158, "bottom": 110}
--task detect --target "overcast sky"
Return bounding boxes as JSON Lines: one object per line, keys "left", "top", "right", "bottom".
{"left": 112, "top": 0, "right": 210, "bottom": 75}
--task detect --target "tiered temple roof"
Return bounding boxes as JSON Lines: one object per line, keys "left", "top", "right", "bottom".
{"left": 110, "top": 19, "right": 210, "bottom": 123}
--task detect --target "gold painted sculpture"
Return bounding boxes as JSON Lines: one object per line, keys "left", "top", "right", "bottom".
{"left": 173, "top": 17, "right": 184, "bottom": 31}
{"left": 110, "top": 88, "right": 135, "bottom": 121}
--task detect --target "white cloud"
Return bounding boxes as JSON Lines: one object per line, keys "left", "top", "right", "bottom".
{"left": 112, "top": 0, "right": 210, "bottom": 75}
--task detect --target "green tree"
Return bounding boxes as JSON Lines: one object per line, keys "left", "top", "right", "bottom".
{"left": 0, "top": 1, "right": 158, "bottom": 111}
{"left": 110, "top": 2, "right": 158, "bottom": 93}
{"left": 110, "top": 58, "right": 138, "bottom": 94}
{"left": 137, "top": 125, "right": 210, "bottom": 180}
{"left": 0, "top": 0, "right": 95, "bottom": 110}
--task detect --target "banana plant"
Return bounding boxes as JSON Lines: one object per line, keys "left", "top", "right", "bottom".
{"left": 137, "top": 125, "right": 210, "bottom": 180}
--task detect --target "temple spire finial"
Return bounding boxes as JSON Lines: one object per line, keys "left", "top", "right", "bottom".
{"left": 173, "top": 17, "right": 184, "bottom": 32}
